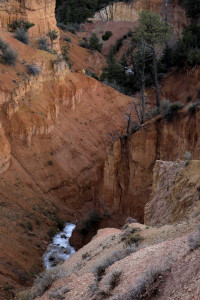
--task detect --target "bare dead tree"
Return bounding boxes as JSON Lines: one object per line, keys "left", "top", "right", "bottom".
{"left": 164, "top": 0, "right": 169, "bottom": 25}
{"left": 131, "top": 39, "right": 152, "bottom": 126}
{"left": 126, "top": 100, "right": 135, "bottom": 134}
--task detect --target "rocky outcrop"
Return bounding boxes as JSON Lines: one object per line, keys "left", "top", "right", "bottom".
{"left": 145, "top": 160, "right": 200, "bottom": 225}
{"left": 0, "top": 0, "right": 59, "bottom": 47}
{"left": 92, "top": 0, "right": 188, "bottom": 35}
{"left": 98, "top": 110, "right": 200, "bottom": 222}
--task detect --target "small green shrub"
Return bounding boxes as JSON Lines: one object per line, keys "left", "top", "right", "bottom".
{"left": 127, "top": 29, "right": 133, "bottom": 37}
{"left": 118, "top": 265, "right": 171, "bottom": 300}
{"left": 61, "top": 45, "right": 73, "bottom": 69}
{"left": 64, "top": 37, "right": 72, "bottom": 43}
{"left": 27, "top": 221, "right": 33, "bottom": 231}
{"left": 88, "top": 280, "right": 109, "bottom": 299}
{"left": 1, "top": 46, "right": 18, "bottom": 65}
{"left": 188, "top": 101, "right": 200, "bottom": 113}
{"left": 89, "top": 33, "right": 103, "bottom": 52}
{"left": 102, "top": 31, "right": 113, "bottom": 41}
{"left": 92, "top": 250, "right": 124, "bottom": 281}
{"left": 0, "top": 38, "right": 9, "bottom": 50}
{"left": 79, "top": 40, "right": 90, "bottom": 49}
{"left": 82, "top": 252, "right": 91, "bottom": 261}
{"left": 38, "top": 37, "right": 49, "bottom": 51}
{"left": 85, "top": 69, "right": 99, "bottom": 80}
{"left": 186, "top": 96, "right": 192, "bottom": 103}
{"left": 27, "top": 64, "right": 41, "bottom": 76}
{"left": 144, "top": 107, "right": 159, "bottom": 121}
{"left": 15, "top": 28, "right": 30, "bottom": 45}
{"left": 188, "top": 225, "right": 200, "bottom": 251}
{"left": 183, "top": 151, "right": 192, "bottom": 161}
{"left": 18, "top": 268, "right": 59, "bottom": 300}
{"left": 57, "top": 22, "right": 81, "bottom": 34}
{"left": 187, "top": 48, "right": 200, "bottom": 65}
{"left": 102, "top": 79, "right": 124, "bottom": 94}
{"left": 106, "top": 270, "right": 122, "bottom": 291}
{"left": 8, "top": 19, "right": 35, "bottom": 32}
{"left": 161, "top": 99, "right": 184, "bottom": 122}
{"left": 114, "top": 38, "right": 123, "bottom": 53}
{"left": 124, "top": 233, "right": 143, "bottom": 246}
{"left": 48, "top": 286, "right": 70, "bottom": 299}
{"left": 121, "top": 227, "right": 141, "bottom": 241}
{"left": 124, "top": 243, "right": 137, "bottom": 256}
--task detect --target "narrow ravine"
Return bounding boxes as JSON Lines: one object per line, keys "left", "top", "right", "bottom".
{"left": 43, "top": 223, "right": 76, "bottom": 269}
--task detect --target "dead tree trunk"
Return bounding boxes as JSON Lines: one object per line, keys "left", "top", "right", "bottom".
{"left": 164, "top": 0, "right": 169, "bottom": 25}
{"left": 152, "top": 47, "right": 160, "bottom": 110}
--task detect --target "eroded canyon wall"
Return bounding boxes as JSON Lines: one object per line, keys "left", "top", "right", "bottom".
{"left": 92, "top": 0, "right": 188, "bottom": 35}
{"left": 0, "top": 0, "right": 58, "bottom": 39}
{"left": 98, "top": 110, "right": 200, "bottom": 222}
{"left": 0, "top": 28, "right": 131, "bottom": 292}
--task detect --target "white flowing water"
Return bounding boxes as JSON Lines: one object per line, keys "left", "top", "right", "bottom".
{"left": 43, "top": 223, "right": 76, "bottom": 269}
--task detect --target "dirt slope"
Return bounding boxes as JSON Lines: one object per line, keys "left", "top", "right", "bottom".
{"left": 33, "top": 221, "right": 200, "bottom": 300}
{"left": 59, "top": 29, "right": 105, "bottom": 76}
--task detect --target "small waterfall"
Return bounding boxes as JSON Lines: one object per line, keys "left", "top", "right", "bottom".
{"left": 43, "top": 223, "right": 76, "bottom": 269}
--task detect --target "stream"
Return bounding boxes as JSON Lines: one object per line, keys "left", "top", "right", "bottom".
{"left": 43, "top": 223, "right": 76, "bottom": 269}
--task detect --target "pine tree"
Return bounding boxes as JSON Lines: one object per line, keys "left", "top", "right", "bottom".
{"left": 89, "top": 33, "right": 103, "bottom": 52}
{"left": 101, "top": 50, "right": 124, "bottom": 83}
{"left": 133, "top": 10, "right": 171, "bottom": 110}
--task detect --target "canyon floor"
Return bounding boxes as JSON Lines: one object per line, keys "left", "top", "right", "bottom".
{"left": 0, "top": 1, "right": 200, "bottom": 299}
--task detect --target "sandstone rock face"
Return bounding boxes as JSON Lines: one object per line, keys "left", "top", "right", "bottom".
{"left": 98, "top": 111, "right": 200, "bottom": 222}
{"left": 0, "top": 0, "right": 58, "bottom": 40}
{"left": 0, "top": 123, "right": 11, "bottom": 174}
{"left": 93, "top": 2, "right": 139, "bottom": 22}
{"left": 145, "top": 160, "right": 200, "bottom": 225}
{"left": 92, "top": 0, "right": 188, "bottom": 35}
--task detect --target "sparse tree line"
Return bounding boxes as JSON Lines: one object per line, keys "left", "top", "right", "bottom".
{"left": 77, "top": 0, "right": 200, "bottom": 134}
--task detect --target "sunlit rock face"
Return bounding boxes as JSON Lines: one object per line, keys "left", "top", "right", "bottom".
{"left": 0, "top": 0, "right": 59, "bottom": 41}
{"left": 91, "top": 0, "right": 188, "bottom": 35}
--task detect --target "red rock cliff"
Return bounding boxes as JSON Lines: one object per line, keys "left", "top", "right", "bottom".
{"left": 98, "top": 109, "right": 200, "bottom": 222}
